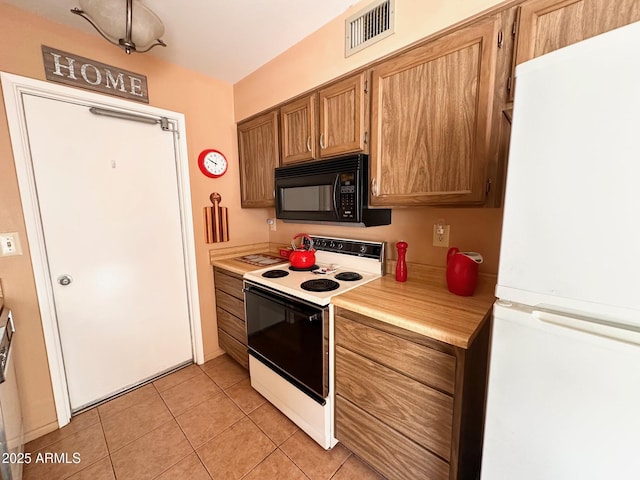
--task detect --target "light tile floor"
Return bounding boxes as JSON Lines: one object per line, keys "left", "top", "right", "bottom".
{"left": 22, "top": 354, "right": 385, "bottom": 480}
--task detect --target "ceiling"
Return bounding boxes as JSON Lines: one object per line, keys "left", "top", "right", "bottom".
{"left": 4, "top": 0, "right": 359, "bottom": 83}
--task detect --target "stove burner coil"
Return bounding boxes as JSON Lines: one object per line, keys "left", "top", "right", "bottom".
{"left": 334, "top": 272, "right": 363, "bottom": 281}
{"left": 300, "top": 279, "right": 340, "bottom": 292}
{"left": 289, "top": 265, "right": 319, "bottom": 272}
{"left": 261, "top": 269, "right": 289, "bottom": 278}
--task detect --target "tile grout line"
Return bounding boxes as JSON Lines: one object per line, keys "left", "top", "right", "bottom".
{"left": 94, "top": 408, "right": 118, "bottom": 480}
{"left": 143, "top": 382, "right": 201, "bottom": 480}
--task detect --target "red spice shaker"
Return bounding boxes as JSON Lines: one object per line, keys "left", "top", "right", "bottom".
{"left": 396, "top": 241, "right": 408, "bottom": 282}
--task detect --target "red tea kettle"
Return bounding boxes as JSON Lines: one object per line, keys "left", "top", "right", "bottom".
{"left": 446, "top": 247, "right": 483, "bottom": 296}
{"left": 289, "top": 233, "right": 316, "bottom": 269}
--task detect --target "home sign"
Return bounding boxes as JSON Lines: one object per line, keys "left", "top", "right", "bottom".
{"left": 41, "top": 46, "right": 149, "bottom": 103}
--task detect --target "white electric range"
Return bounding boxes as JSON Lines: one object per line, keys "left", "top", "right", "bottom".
{"left": 243, "top": 236, "right": 384, "bottom": 449}
{"left": 243, "top": 236, "right": 384, "bottom": 305}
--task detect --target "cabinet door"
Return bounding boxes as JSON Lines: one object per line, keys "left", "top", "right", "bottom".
{"left": 280, "top": 94, "right": 317, "bottom": 164}
{"left": 514, "top": 0, "right": 640, "bottom": 68}
{"left": 237, "top": 110, "right": 279, "bottom": 207}
{"left": 370, "top": 17, "right": 500, "bottom": 206}
{"left": 318, "top": 72, "right": 368, "bottom": 158}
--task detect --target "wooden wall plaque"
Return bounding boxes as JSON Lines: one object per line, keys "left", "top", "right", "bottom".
{"left": 42, "top": 46, "right": 149, "bottom": 103}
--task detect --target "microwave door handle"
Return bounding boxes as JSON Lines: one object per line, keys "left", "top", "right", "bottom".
{"left": 332, "top": 174, "right": 340, "bottom": 216}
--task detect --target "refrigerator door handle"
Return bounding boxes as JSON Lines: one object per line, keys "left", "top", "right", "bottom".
{"left": 532, "top": 309, "right": 640, "bottom": 346}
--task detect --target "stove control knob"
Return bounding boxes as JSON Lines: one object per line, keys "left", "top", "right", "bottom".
{"left": 329, "top": 241, "right": 336, "bottom": 249}
{"left": 359, "top": 245, "right": 368, "bottom": 254}
{"left": 337, "top": 243, "right": 344, "bottom": 250}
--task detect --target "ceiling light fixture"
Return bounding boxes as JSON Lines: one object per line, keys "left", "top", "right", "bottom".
{"left": 71, "top": 0, "right": 166, "bottom": 54}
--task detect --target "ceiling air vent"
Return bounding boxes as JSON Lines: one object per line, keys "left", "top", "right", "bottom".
{"left": 345, "top": 0, "right": 395, "bottom": 57}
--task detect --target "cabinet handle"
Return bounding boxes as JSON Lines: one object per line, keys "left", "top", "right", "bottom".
{"left": 320, "top": 133, "right": 325, "bottom": 149}
{"left": 306, "top": 136, "right": 311, "bottom": 152}
{"left": 371, "top": 177, "right": 379, "bottom": 197}
{"left": 363, "top": 131, "right": 368, "bottom": 144}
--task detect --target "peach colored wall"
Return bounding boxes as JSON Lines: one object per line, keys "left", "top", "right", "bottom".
{"left": 234, "top": 0, "right": 506, "bottom": 272}
{"left": 0, "top": 3, "right": 266, "bottom": 439}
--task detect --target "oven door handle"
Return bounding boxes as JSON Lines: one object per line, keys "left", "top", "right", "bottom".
{"left": 244, "top": 284, "right": 323, "bottom": 319}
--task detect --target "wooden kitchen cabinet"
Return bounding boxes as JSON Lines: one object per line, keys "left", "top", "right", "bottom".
{"left": 237, "top": 110, "right": 279, "bottom": 207}
{"left": 510, "top": 0, "right": 640, "bottom": 97}
{"left": 280, "top": 94, "right": 317, "bottom": 164}
{"left": 369, "top": 17, "right": 501, "bottom": 206}
{"left": 214, "top": 267, "right": 248, "bottom": 369}
{"left": 334, "top": 307, "right": 491, "bottom": 480}
{"left": 317, "top": 72, "right": 368, "bottom": 158}
{"left": 280, "top": 72, "right": 369, "bottom": 164}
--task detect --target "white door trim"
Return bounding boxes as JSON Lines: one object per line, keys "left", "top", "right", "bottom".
{"left": 1, "top": 72, "right": 204, "bottom": 428}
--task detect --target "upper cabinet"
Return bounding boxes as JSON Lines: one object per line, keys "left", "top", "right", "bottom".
{"left": 237, "top": 110, "right": 279, "bottom": 208}
{"left": 369, "top": 17, "right": 501, "bottom": 206}
{"left": 280, "top": 94, "right": 317, "bottom": 164}
{"left": 511, "top": 0, "right": 640, "bottom": 96}
{"left": 280, "top": 72, "right": 369, "bottom": 165}
{"left": 237, "top": 0, "right": 640, "bottom": 208}
{"left": 318, "top": 72, "right": 369, "bottom": 158}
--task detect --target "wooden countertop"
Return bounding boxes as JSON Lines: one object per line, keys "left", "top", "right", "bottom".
{"left": 210, "top": 246, "right": 495, "bottom": 349}
{"left": 210, "top": 242, "right": 289, "bottom": 276}
{"left": 211, "top": 256, "right": 275, "bottom": 276}
{"left": 331, "top": 265, "right": 496, "bottom": 349}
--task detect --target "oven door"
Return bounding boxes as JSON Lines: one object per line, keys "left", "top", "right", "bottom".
{"left": 244, "top": 282, "right": 329, "bottom": 404}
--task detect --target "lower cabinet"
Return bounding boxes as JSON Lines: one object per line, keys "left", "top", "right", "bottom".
{"left": 334, "top": 307, "right": 490, "bottom": 480}
{"left": 214, "top": 267, "right": 248, "bottom": 369}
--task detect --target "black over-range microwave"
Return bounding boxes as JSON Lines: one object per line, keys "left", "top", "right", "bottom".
{"left": 274, "top": 154, "right": 391, "bottom": 227}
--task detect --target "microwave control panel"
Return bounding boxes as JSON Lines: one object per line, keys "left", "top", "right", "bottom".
{"left": 339, "top": 173, "right": 357, "bottom": 219}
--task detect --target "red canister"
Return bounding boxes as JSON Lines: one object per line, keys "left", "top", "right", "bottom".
{"left": 446, "top": 247, "right": 483, "bottom": 296}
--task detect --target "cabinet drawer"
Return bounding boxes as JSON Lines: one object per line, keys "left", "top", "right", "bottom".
{"left": 218, "top": 329, "right": 248, "bottom": 369}
{"left": 216, "top": 307, "right": 246, "bottom": 345}
{"left": 336, "top": 345, "right": 453, "bottom": 460}
{"left": 214, "top": 269, "right": 244, "bottom": 300}
{"left": 335, "top": 314, "right": 455, "bottom": 394}
{"left": 215, "top": 290, "right": 245, "bottom": 320}
{"left": 335, "top": 395, "right": 449, "bottom": 480}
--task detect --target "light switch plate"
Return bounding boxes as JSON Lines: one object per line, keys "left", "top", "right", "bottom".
{"left": 0, "top": 232, "right": 23, "bottom": 256}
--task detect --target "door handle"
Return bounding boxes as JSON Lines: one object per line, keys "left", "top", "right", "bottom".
{"left": 57, "top": 275, "right": 73, "bottom": 286}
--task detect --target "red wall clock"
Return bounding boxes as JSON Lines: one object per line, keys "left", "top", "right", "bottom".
{"left": 198, "top": 149, "right": 228, "bottom": 178}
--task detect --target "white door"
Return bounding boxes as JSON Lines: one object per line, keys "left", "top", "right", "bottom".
{"left": 22, "top": 94, "right": 193, "bottom": 411}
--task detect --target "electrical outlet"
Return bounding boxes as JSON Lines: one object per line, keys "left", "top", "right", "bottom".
{"left": 432, "top": 224, "right": 450, "bottom": 247}
{"left": 0, "top": 232, "right": 22, "bottom": 256}
{"left": 267, "top": 218, "right": 277, "bottom": 232}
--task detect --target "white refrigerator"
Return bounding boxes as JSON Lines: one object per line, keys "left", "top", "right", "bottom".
{"left": 481, "top": 21, "right": 640, "bottom": 480}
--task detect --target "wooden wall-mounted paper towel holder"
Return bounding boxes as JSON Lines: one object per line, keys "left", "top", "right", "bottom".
{"left": 204, "top": 193, "right": 229, "bottom": 243}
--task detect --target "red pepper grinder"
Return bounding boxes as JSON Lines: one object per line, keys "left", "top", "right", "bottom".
{"left": 396, "top": 241, "right": 408, "bottom": 282}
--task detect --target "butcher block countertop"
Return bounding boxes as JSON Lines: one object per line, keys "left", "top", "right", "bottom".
{"left": 331, "top": 265, "right": 496, "bottom": 349}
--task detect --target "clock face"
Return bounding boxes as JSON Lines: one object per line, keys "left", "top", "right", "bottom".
{"left": 198, "top": 149, "right": 227, "bottom": 178}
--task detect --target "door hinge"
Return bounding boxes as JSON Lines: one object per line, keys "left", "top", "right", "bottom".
{"left": 497, "top": 30, "right": 504, "bottom": 48}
